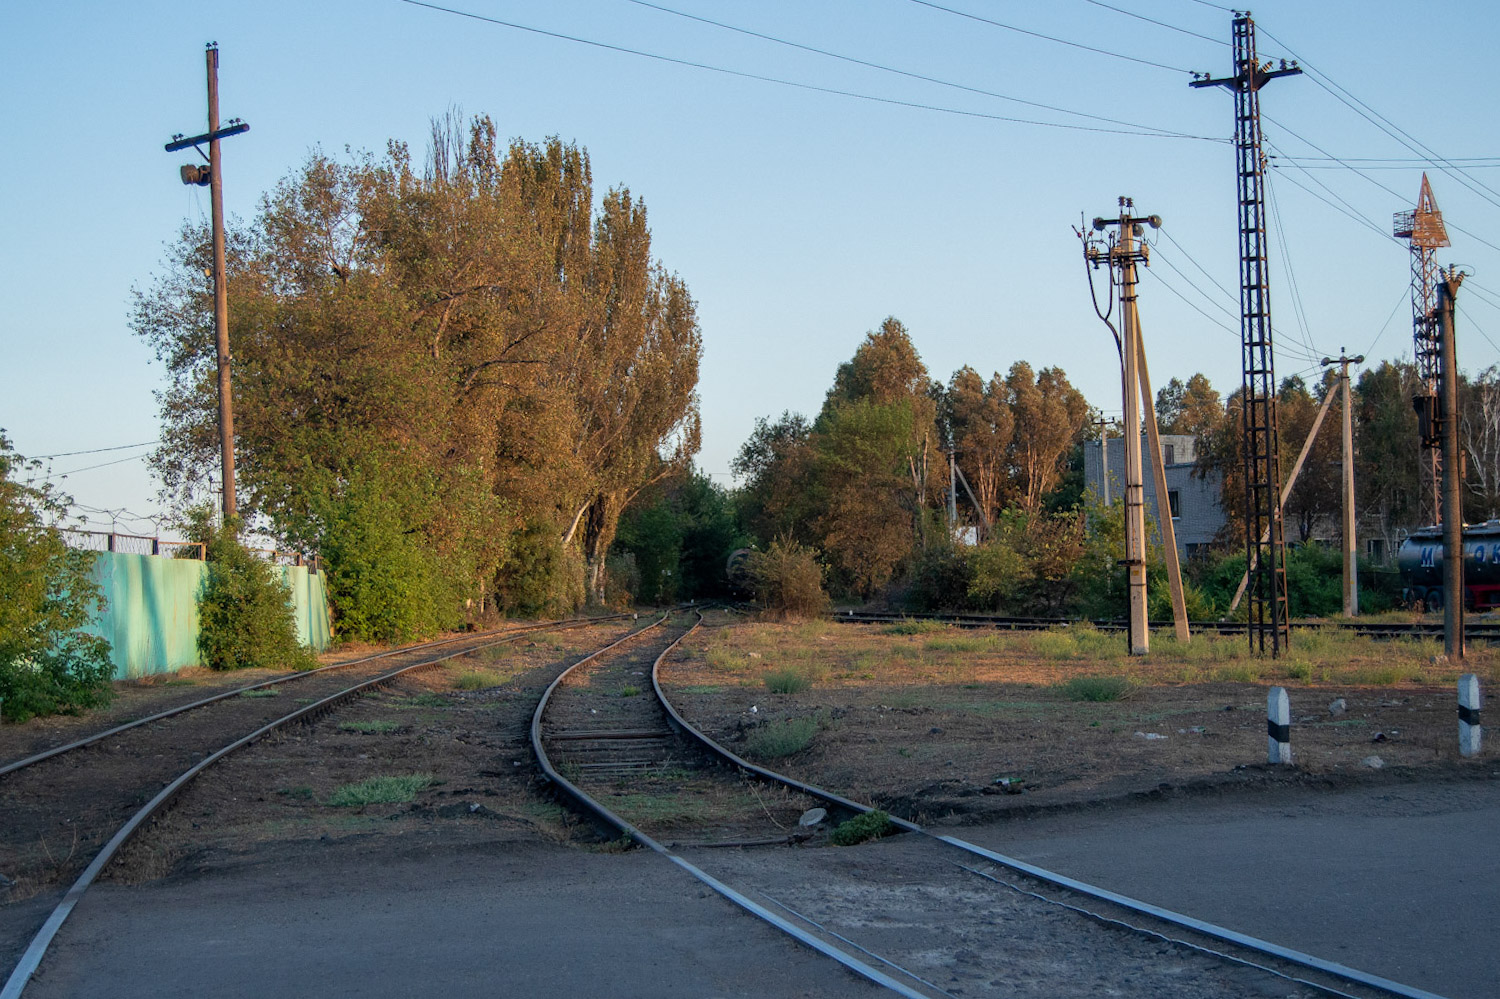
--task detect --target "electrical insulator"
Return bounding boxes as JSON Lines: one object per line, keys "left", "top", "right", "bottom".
{"left": 180, "top": 164, "right": 212, "bottom": 187}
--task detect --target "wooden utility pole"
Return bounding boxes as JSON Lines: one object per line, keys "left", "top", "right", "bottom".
{"left": 1322, "top": 351, "right": 1363, "bottom": 617}
{"left": 165, "top": 43, "right": 249, "bottom": 528}
{"left": 1437, "top": 269, "right": 1466, "bottom": 659}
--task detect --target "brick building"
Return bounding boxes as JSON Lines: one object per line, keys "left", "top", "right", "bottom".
{"left": 1082, "top": 434, "right": 1225, "bottom": 560}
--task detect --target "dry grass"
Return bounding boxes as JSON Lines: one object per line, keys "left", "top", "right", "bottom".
{"left": 693, "top": 618, "right": 1496, "bottom": 691}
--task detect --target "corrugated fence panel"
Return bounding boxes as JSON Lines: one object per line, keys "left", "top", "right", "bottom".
{"left": 86, "top": 552, "right": 332, "bottom": 679}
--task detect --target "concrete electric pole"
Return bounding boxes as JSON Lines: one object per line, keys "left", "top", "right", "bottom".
{"left": 1322, "top": 350, "right": 1363, "bottom": 617}
{"left": 165, "top": 43, "right": 249, "bottom": 529}
{"left": 1437, "top": 269, "right": 1466, "bottom": 660}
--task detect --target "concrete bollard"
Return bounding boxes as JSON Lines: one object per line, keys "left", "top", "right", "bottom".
{"left": 1267, "top": 686, "right": 1292, "bottom": 764}
{"left": 1459, "top": 673, "right": 1482, "bottom": 758}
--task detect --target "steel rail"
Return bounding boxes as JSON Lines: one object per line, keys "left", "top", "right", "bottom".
{"left": 0, "top": 615, "right": 629, "bottom": 779}
{"left": 532, "top": 610, "right": 934, "bottom": 999}
{"left": 831, "top": 608, "right": 1500, "bottom": 641}
{"left": 0, "top": 614, "right": 644, "bottom": 999}
{"left": 651, "top": 615, "right": 1451, "bottom": 999}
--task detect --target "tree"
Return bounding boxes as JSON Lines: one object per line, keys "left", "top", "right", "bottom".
{"left": 732, "top": 412, "right": 816, "bottom": 544}
{"left": 1278, "top": 373, "right": 1341, "bottom": 542}
{"left": 1005, "top": 362, "right": 1090, "bottom": 512}
{"left": 1355, "top": 360, "right": 1423, "bottom": 544}
{"left": 0, "top": 434, "right": 114, "bottom": 721}
{"left": 1156, "top": 373, "right": 1225, "bottom": 441}
{"left": 941, "top": 366, "right": 1013, "bottom": 527}
{"left": 134, "top": 114, "right": 702, "bottom": 620}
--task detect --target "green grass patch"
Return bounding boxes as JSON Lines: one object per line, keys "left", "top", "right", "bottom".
{"left": 276, "top": 785, "right": 314, "bottom": 800}
{"left": 744, "top": 717, "right": 819, "bottom": 758}
{"left": 339, "top": 720, "right": 400, "bottom": 734}
{"left": 830, "top": 809, "right": 896, "bottom": 846}
{"left": 239, "top": 687, "right": 280, "bottom": 698}
{"left": 163, "top": 678, "right": 197, "bottom": 687}
{"left": 327, "top": 774, "right": 432, "bottom": 807}
{"left": 619, "top": 685, "right": 642, "bottom": 697}
{"left": 764, "top": 668, "right": 812, "bottom": 694}
{"left": 1056, "top": 675, "right": 1134, "bottom": 702}
{"left": 881, "top": 619, "right": 948, "bottom": 635}
{"left": 453, "top": 671, "right": 490, "bottom": 691}
{"left": 923, "top": 636, "right": 989, "bottom": 654}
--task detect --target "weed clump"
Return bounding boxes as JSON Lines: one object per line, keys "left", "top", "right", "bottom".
{"left": 453, "top": 671, "right": 489, "bottom": 691}
{"left": 327, "top": 774, "right": 432, "bottom": 807}
{"left": 882, "top": 619, "right": 948, "bottom": 636}
{"left": 339, "top": 719, "right": 400, "bottom": 734}
{"left": 620, "top": 685, "right": 642, "bottom": 697}
{"left": 829, "top": 809, "right": 896, "bottom": 846}
{"left": 1056, "top": 675, "right": 1134, "bottom": 702}
{"left": 746, "top": 538, "right": 829, "bottom": 619}
{"left": 764, "top": 668, "right": 811, "bottom": 694}
{"left": 744, "top": 717, "right": 819, "bottom": 758}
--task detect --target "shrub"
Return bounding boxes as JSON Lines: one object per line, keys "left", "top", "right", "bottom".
{"left": 1056, "top": 675, "right": 1134, "bottom": 702}
{"left": 495, "top": 520, "right": 585, "bottom": 617}
{"left": 763, "top": 668, "right": 811, "bottom": 694}
{"left": 187, "top": 509, "right": 316, "bottom": 672}
{"left": 744, "top": 717, "right": 819, "bottom": 758}
{"left": 453, "top": 671, "right": 488, "bottom": 690}
{"left": 829, "top": 809, "right": 896, "bottom": 846}
{"left": 746, "top": 538, "right": 829, "bottom": 619}
{"left": 0, "top": 434, "right": 114, "bottom": 721}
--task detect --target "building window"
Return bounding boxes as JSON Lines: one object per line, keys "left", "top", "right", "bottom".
{"left": 1164, "top": 443, "right": 1175, "bottom": 466}
{"left": 1186, "top": 543, "right": 1207, "bottom": 560}
{"left": 1366, "top": 538, "right": 1386, "bottom": 563}
{"left": 1168, "top": 489, "right": 1181, "bottom": 519}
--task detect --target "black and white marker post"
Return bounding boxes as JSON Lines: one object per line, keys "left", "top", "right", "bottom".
{"left": 1267, "top": 686, "right": 1292, "bottom": 764}
{"left": 1459, "top": 673, "right": 1481, "bottom": 757}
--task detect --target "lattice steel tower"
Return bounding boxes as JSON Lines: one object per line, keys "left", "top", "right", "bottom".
{"left": 1393, "top": 174, "right": 1450, "bottom": 525}
{"left": 1191, "top": 14, "right": 1301, "bottom": 656}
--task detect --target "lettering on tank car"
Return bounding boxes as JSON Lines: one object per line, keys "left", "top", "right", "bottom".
{"left": 1472, "top": 545, "right": 1487, "bottom": 564}
{"left": 1421, "top": 546, "right": 1436, "bottom": 568}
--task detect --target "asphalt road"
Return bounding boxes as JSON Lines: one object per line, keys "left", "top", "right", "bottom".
{"left": 17, "top": 838, "right": 886, "bottom": 999}
{"left": 963, "top": 774, "right": 1500, "bottom": 999}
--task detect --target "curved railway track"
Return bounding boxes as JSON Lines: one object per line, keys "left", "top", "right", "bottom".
{"left": 534, "top": 609, "right": 1446, "bottom": 999}
{"left": 833, "top": 608, "right": 1500, "bottom": 641}
{"left": 0, "top": 613, "right": 641, "bottom": 999}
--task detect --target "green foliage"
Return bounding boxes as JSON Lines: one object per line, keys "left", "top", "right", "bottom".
{"left": 327, "top": 774, "right": 432, "bottom": 807}
{"left": 829, "top": 809, "right": 896, "bottom": 846}
{"left": 763, "top": 668, "right": 811, "bottom": 694}
{"left": 0, "top": 434, "right": 115, "bottom": 721}
{"left": 881, "top": 619, "right": 949, "bottom": 636}
{"left": 612, "top": 466, "right": 746, "bottom": 604}
{"left": 1284, "top": 543, "right": 1344, "bottom": 618}
{"left": 304, "top": 462, "right": 469, "bottom": 643}
{"left": 746, "top": 538, "right": 829, "bottom": 619}
{"left": 495, "top": 520, "right": 585, "bottom": 618}
{"left": 453, "top": 671, "right": 489, "bottom": 690}
{"left": 744, "top": 717, "right": 819, "bottom": 758}
{"left": 1056, "top": 675, "right": 1134, "bottom": 702}
{"left": 188, "top": 509, "right": 316, "bottom": 672}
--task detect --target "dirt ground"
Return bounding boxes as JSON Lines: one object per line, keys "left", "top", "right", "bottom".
{"left": 658, "top": 614, "right": 1497, "bottom": 824}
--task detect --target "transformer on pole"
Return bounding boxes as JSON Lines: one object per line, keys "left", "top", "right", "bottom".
{"left": 1191, "top": 14, "right": 1300, "bottom": 657}
{"left": 1393, "top": 174, "right": 1450, "bottom": 525}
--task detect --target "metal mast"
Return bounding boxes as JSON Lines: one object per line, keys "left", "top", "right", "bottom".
{"left": 1393, "top": 174, "right": 1450, "bottom": 525}
{"left": 1191, "top": 14, "right": 1300, "bottom": 657}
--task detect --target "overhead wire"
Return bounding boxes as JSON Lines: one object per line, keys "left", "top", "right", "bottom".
{"left": 1257, "top": 24, "right": 1500, "bottom": 210}
{"left": 397, "top": 0, "right": 1223, "bottom": 140}
{"left": 1362, "top": 287, "right": 1414, "bottom": 361}
{"left": 1457, "top": 304, "right": 1500, "bottom": 358}
{"left": 900, "top": 0, "right": 1195, "bottom": 74}
{"left": 31, "top": 440, "right": 160, "bottom": 460}
{"left": 1080, "top": 0, "right": 1227, "bottom": 47}
{"left": 1265, "top": 171, "right": 1329, "bottom": 363}
{"left": 623, "top": 0, "right": 1206, "bottom": 138}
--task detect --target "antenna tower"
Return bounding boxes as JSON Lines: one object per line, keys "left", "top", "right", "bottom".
{"left": 1393, "top": 174, "right": 1450, "bottom": 525}
{"left": 1191, "top": 14, "right": 1301, "bottom": 657}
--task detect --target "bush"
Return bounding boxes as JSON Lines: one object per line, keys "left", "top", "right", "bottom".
{"left": 0, "top": 434, "right": 115, "bottom": 721}
{"left": 829, "top": 809, "right": 896, "bottom": 846}
{"left": 746, "top": 538, "right": 829, "bottom": 619}
{"left": 495, "top": 520, "right": 585, "bottom": 618}
{"left": 188, "top": 509, "right": 316, "bottom": 672}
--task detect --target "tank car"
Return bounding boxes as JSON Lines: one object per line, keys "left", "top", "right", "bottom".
{"left": 1397, "top": 519, "right": 1500, "bottom": 610}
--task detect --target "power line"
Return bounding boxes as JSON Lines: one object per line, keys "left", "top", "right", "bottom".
{"left": 1265, "top": 172, "right": 1329, "bottom": 363}
{"left": 1457, "top": 304, "right": 1500, "bottom": 357}
{"left": 398, "top": 0, "right": 1223, "bottom": 139}
{"left": 31, "top": 439, "right": 159, "bottom": 460}
{"left": 901, "top": 0, "right": 1194, "bottom": 74}
{"left": 1362, "top": 286, "right": 1414, "bottom": 360}
{"left": 46, "top": 452, "right": 153, "bottom": 478}
{"left": 1081, "top": 0, "right": 1227, "bottom": 47}
{"left": 621, "top": 0, "right": 1208, "bottom": 138}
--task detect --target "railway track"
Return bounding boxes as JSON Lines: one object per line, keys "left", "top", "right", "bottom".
{"left": 532, "top": 608, "right": 1446, "bottom": 999}
{"left": 0, "top": 613, "right": 642, "bottom": 999}
{"left": 832, "top": 607, "right": 1500, "bottom": 641}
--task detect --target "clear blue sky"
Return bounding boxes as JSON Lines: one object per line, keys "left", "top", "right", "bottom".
{"left": 4, "top": 1, "right": 1499, "bottom": 538}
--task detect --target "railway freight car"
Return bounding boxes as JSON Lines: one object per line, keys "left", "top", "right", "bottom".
{"left": 1398, "top": 520, "right": 1500, "bottom": 610}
